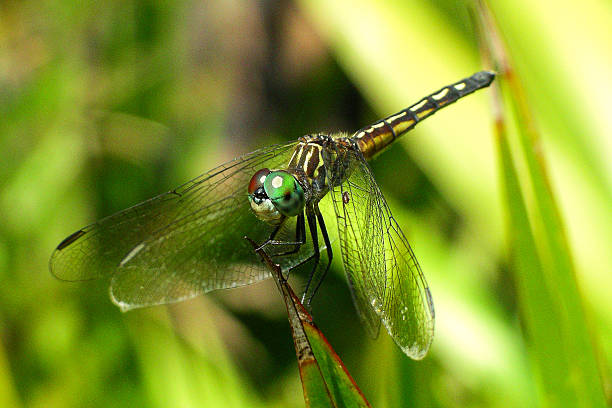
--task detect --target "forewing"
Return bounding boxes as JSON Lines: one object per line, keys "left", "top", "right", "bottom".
{"left": 50, "top": 142, "right": 299, "bottom": 310}
{"left": 329, "top": 149, "right": 435, "bottom": 359}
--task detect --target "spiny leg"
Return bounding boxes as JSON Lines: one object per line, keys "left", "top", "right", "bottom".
{"left": 274, "top": 212, "right": 306, "bottom": 257}
{"left": 282, "top": 228, "right": 315, "bottom": 279}
{"left": 256, "top": 213, "right": 305, "bottom": 253}
{"left": 300, "top": 206, "right": 320, "bottom": 303}
{"left": 303, "top": 204, "right": 333, "bottom": 306}
{"left": 254, "top": 213, "right": 306, "bottom": 277}
{"left": 262, "top": 205, "right": 331, "bottom": 305}
{"left": 264, "top": 212, "right": 311, "bottom": 281}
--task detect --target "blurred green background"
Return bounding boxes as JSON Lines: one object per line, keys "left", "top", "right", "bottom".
{"left": 1, "top": 0, "right": 610, "bottom": 407}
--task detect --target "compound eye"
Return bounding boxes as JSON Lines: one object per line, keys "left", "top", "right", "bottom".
{"left": 263, "top": 171, "right": 304, "bottom": 217}
{"left": 248, "top": 168, "right": 271, "bottom": 195}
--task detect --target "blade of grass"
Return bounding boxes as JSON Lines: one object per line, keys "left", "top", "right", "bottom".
{"left": 247, "top": 237, "right": 371, "bottom": 408}
{"left": 477, "top": 2, "right": 608, "bottom": 406}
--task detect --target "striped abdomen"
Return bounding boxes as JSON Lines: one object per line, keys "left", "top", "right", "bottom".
{"left": 353, "top": 71, "right": 495, "bottom": 160}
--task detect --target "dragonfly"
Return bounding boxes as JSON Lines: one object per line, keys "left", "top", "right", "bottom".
{"left": 50, "top": 71, "right": 495, "bottom": 360}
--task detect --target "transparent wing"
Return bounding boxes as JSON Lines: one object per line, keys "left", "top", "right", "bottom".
{"left": 328, "top": 148, "right": 435, "bottom": 359}
{"left": 50, "top": 142, "right": 303, "bottom": 310}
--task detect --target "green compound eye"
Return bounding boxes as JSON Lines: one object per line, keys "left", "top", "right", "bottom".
{"left": 263, "top": 171, "right": 305, "bottom": 217}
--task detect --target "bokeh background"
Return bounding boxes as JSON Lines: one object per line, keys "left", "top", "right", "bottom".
{"left": 1, "top": 0, "right": 611, "bottom": 407}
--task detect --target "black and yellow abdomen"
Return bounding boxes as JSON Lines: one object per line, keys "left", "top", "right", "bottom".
{"left": 353, "top": 71, "right": 495, "bottom": 160}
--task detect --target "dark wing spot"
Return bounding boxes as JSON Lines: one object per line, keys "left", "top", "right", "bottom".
{"left": 56, "top": 229, "right": 87, "bottom": 250}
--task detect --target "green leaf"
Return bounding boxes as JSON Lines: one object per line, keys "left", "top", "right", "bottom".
{"left": 283, "top": 284, "right": 371, "bottom": 408}
{"left": 480, "top": 3, "right": 607, "bottom": 405}
{"left": 248, "top": 238, "right": 371, "bottom": 408}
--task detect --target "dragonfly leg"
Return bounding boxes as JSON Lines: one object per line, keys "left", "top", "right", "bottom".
{"left": 281, "top": 214, "right": 315, "bottom": 279}
{"left": 272, "top": 212, "right": 306, "bottom": 256}
{"left": 256, "top": 213, "right": 305, "bottom": 252}
{"left": 301, "top": 206, "right": 321, "bottom": 304}
{"left": 303, "top": 205, "right": 333, "bottom": 306}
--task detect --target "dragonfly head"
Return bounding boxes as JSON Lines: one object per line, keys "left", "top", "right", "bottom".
{"left": 248, "top": 168, "right": 305, "bottom": 224}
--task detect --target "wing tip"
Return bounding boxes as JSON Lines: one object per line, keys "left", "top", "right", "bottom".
{"left": 110, "top": 285, "right": 136, "bottom": 312}
{"left": 50, "top": 228, "right": 92, "bottom": 281}
{"left": 388, "top": 328, "right": 434, "bottom": 361}
{"left": 400, "top": 344, "right": 430, "bottom": 360}
{"left": 380, "top": 312, "right": 435, "bottom": 360}
{"left": 55, "top": 229, "right": 88, "bottom": 251}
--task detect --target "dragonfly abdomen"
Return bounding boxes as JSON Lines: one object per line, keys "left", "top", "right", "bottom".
{"left": 352, "top": 71, "right": 495, "bottom": 160}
